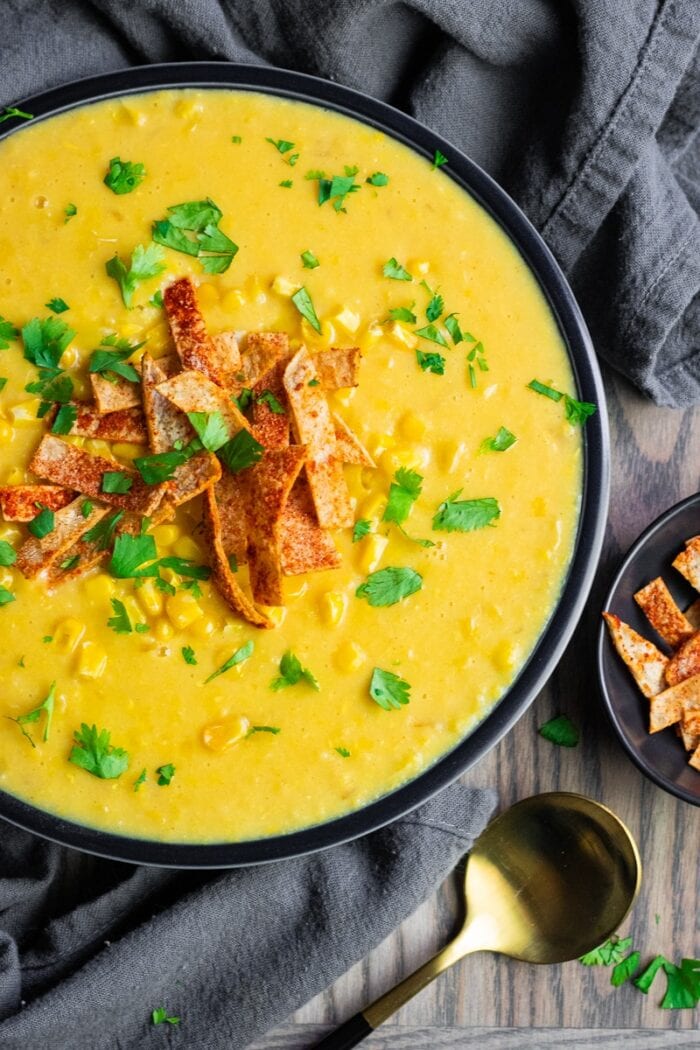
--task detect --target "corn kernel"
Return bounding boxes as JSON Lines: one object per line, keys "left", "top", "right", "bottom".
{"left": 54, "top": 618, "right": 86, "bottom": 655}
{"left": 0, "top": 523, "right": 21, "bottom": 545}
{"left": 84, "top": 439, "right": 114, "bottom": 458}
{"left": 76, "top": 640, "right": 107, "bottom": 679}
{"left": 83, "top": 574, "right": 115, "bottom": 602}
{"left": 438, "top": 439, "right": 466, "bottom": 474}
{"left": 60, "top": 346, "right": 81, "bottom": 369}
{"left": 409, "top": 259, "right": 431, "bottom": 275}
{"left": 261, "top": 605, "right": 287, "bottom": 627}
{"left": 0, "top": 568, "right": 13, "bottom": 589}
{"left": 388, "top": 322, "right": 417, "bottom": 350}
{"left": 0, "top": 422, "right": 15, "bottom": 445}
{"left": 367, "top": 432, "right": 396, "bottom": 459}
{"left": 245, "top": 276, "right": 267, "bottom": 305}
{"left": 330, "top": 387, "right": 356, "bottom": 409}
{"left": 318, "top": 591, "right": 347, "bottom": 627}
{"left": 197, "top": 282, "right": 219, "bottom": 307}
{"left": 152, "top": 524, "right": 181, "bottom": 548}
{"left": 360, "top": 492, "right": 387, "bottom": 522}
{"left": 174, "top": 98, "right": 204, "bottom": 120}
{"left": 166, "top": 592, "right": 203, "bottom": 630}
{"left": 390, "top": 444, "right": 430, "bottom": 472}
{"left": 154, "top": 618, "right": 175, "bottom": 641}
{"left": 4, "top": 467, "right": 24, "bottom": 485}
{"left": 190, "top": 616, "right": 216, "bottom": 640}
{"left": 333, "top": 307, "right": 361, "bottom": 333}
{"left": 172, "top": 535, "right": 202, "bottom": 561}
{"left": 136, "top": 578, "right": 164, "bottom": 618}
{"left": 398, "top": 411, "right": 427, "bottom": 441}
{"left": 222, "top": 289, "right": 247, "bottom": 311}
{"left": 272, "top": 275, "right": 297, "bottom": 296}
{"left": 112, "top": 442, "right": 145, "bottom": 461}
{"left": 357, "top": 533, "right": 388, "bottom": 574}
{"left": 119, "top": 102, "right": 147, "bottom": 126}
{"left": 202, "top": 715, "right": 250, "bottom": 753}
{"left": 9, "top": 400, "right": 42, "bottom": 425}
{"left": 334, "top": 640, "right": 367, "bottom": 674}
{"left": 360, "top": 322, "right": 383, "bottom": 347}
{"left": 491, "top": 640, "right": 520, "bottom": 675}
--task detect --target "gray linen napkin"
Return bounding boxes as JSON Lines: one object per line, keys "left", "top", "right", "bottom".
{"left": 1, "top": 0, "right": 698, "bottom": 404}
{"left": 0, "top": 787, "right": 497, "bottom": 1049}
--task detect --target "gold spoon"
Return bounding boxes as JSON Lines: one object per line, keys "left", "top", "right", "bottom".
{"left": 316, "top": 791, "right": 641, "bottom": 1049}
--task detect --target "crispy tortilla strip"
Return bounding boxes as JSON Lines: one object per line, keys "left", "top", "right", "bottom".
{"left": 602, "top": 612, "right": 668, "bottom": 698}
{"left": 241, "top": 331, "right": 289, "bottom": 388}
{"left": 252, "top": 360, "right": 290, "bottom": 450}
{"left": 65, "top": 404, "right": 147, "bottom": 444}
{"left": 634, "top": 577, "right": 695, "bottom": 648}
{"left": 648, "top": 674, "right": 700, "bottom": 733}
{"left": 673, "top": 536, "right": 700, "bottom": 593}
{"left": 16, "top": 497, "right": 108, "bottom": 579}
{"left": 90, "top": 372, "right": 141, "bottom": 413}
{"left": 281, "top": 481, "right": 341, "bottom": 576}
{"left": 0, "top": 484, "right": 75, "bottom": 522}
{"left": 169, "top": 451, "right": 222, "bottom": 507}
{"left": 202, "top": 484, "right": 272, "bottom": 629}
{"left": 333, "top": 413, "right": 375, "bottom": 467}
{"left": 680, "top": 705, "right": 700, "bottom": 749}
{"left": 689, "top": 743, "right": 700, "bottom": 770}
{"left": 29, "top": 435, "right": 167, "bottom": 516}
{"left": 685, "top": 599, "right": 700, "bottom": 630}
{"left": 212, "top": 471, "right": 248, "bottom": 566}
{"left": 164, "top": 277, "right": 239, "bottom": 388}
{"left": 315, "top": 347, "right": 360, "bottom": 390}
{"left": 156, "top": 370, "right": 249, "bottom": 437}
{"left": 212, "top": 331, "right": 241, "bottom": 373}
{"left": 246, "top": 446, "right": 307, "bottom": 606}
{"left": 665, "top": 631, "right": 700, "bottom": 687}
{"left": 141, "top": 353, "right": 193, "bottom": 453}
{"left": 283, "top": 347, "right": 353, "bottom": 529}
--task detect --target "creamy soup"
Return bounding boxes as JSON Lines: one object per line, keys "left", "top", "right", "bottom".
{"left": 0, "top": 89, "right": 584, "bottom": 842}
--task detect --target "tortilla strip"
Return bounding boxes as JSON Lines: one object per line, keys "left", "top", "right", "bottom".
{"left": 64, "top": 404, "right": 147, "bottom": 444}
{"left": 281, "top": 481, "right": 341, "bottom": 576}
{"left": 648, "top": 674, "right": 700, "bottom": 733}
{"left": 602, "top": 612, "right": 668, "bottom": 699}
{"left": 673, "top": 537, "right": 700, "bottom": 593}
{"left": 164, "top": 277, "right": 239, "bottom": 388}
{"left": 90, "top": 372, "right": 141, "bottom": 413}
{"left": 283, "top": 347, "right": 353, "bottom": 529}
{"left": 333, "top": 413, "right": 375, "bottom": 467}
{"left": 16, "top": 497, "right": 108, "bottom": 579}
{"left": 246, "top": 445, "right": 307, "bottom": 606}
{"left": 689, "top": 743, "right": 700, "bottom": 770}
{"left": 141, "top": 353, "right": 193, "bottom": 454}
{"left": 680, "top": 705, "right": 700, "bottom": 750}
{"left": 665, "top": 631, "right": 700, "bottom": 687}
{"left": 212, "top": 471, "right": 249, "bottom": 566}
{"left": 634, "top": 577, "right": 695, "bottom": 648}
{"left": 0, "top": 484, "right": 75, "bottom": 522}
{"left": 685, "top": 599, "right": 700, "bottom": 630}
{"left": 29, "top": 435, "right": 168, "bottom": 516}
{"left": 315, "top": 347, "right": 360, "bottom": 390}
{"left": 241, "top": 331, "right": 289, "bottom": 388}
{"left": 252, "top": 360, "right": 290, "bottom": 450}
{"left": 212, "top": 331, "right": 241, "bottom": 373}
{"left": 202, "top": 484, "right": 272, "bottom": 629}
{"left": 168, "top": 451, "right": 222, "bottom": 507}
{"left": 156, "top": 370, "right": 249, "bottom": 437}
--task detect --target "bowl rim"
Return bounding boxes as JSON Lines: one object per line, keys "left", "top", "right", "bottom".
{"left": 0, "top": 61, "right": 610, "bottom": 866}
{"left": 597, "top": 491, "right": 700, "bottom": 807}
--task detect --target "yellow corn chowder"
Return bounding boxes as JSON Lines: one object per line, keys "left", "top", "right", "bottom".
{"left": 0, "top": 89, "right": 585, "bottom": 843}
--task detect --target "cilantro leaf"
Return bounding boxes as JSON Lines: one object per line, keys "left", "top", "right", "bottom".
{"left": 218, "top": 429, "right": 264, "bottom": 473}
{"left": 538, "top": 714, "right": 579, "bottom": 748}
{"left": 426, "top": 293, "right": 444, "bottom": 322}
{"left": 416, "top": 350, "right": 445, "bottom": 375}
{"left": 0, "top": 106, "right": 33, "bottom": 123}
{"left": 69, "top": 723, "right": 129, "bottom": 779}
{"left": 352, "top": 519, "right": 372, "bottom": 543}
{"left": 579, "top": 935, "right": 634, "bottom": 967}
{"left": 104, "top": 156, "right": 146, "bottom": 195}
{"left": 234, "top": 387, "right": 253, "bottom": 412}
{"left": 134, "top": 768, "right": 147, "bottom": 791}
{"left": 611, "top": 951, "right": 641, "bottom": 987}
{"left": 432, "top": 492, "right": 500, "bottom": 533}
{"left": 528, "top": 379, "right": 563, "bottom": 401}
{"left": 22, "top": 316, "right": 75, "bottom": 370}
{"left": 301, "top": 249, "right": 320, "bottom": 269}
{"left": 134, "top": 447, "right": 190, "bottom": 484}
{"left": 0, "top": 316, "right": 18, "bottom": 349}
{"left": 64, "top": 203, "right": 77, "bottom": 221}
{"left": 383, "top": 258, "right": 412, "bottom": 281}
{"left": 0, "top": 540, "right": 16, "bottom": 566}
{"left": 564, "top": 395, "right": 598, "bottom": 426}
{"left": 102, "top": 471, "right": 133, "bottom": 494}
{"left": 356, "top": 566, "right": 423, "bottom": 607}
{"left": 246, "top": 725, "right": 281, "bottom": 737}
{"left": 279, "top": 179, "right": 293, "bottom": 189}
{"left": 444, "top": 313, "right": 463, "bottom": 345}
{"left": 89, "top": 334, "right": 143, "bottom": 383}
{"left": 633, "top": 955, "right": 667, "bottom": 993}
{"left": 152, "top": 1008, "right": 180, "bottom": 1026}
{"left": 165, "top": 199, "right": 222, "bottom": 230}
{"left": 660, "top": 960, "right": 700, "bottom": 1009}
{"left": 335, "top": 747, "right": 351, "bottom": 758}
{"left": 157, "top": 557, "right": 210, "bottom": 581}
{"left": 107, "top": 598, "right": 132, "bottom": 634}
{"left": 196, "top": 223, "right": 238, "bottom": 274}
{"left": 291, "top": 286, "right": 322, "bottom": 333}
{"left": 383, "top": 467, "right": 422, "bottom": 526}
{"left": 432, "top": 149, "right": 448, "bottom": 169}
{"left": 255, "top": 390, "right": 285, "bottom": 415}
{"left": 389, "top": 306, "right": 417, "bottom": 324}
{"left": 45, "top": 297, "right": 69, "bottom": 314}
{"left": 186, "top": 410, "right": 230, "bottom": 451}
{"left": 270, "top": 650, "right": 319, "bottom": 691}
{"left": 181, "top": 646, "right": 197, "bottom": 665}
{"left": 313, "top": 171, "right": 360, "bottom": 211}
{"left": 415, "top": 323, "right": 447, "bottom": 347}
{"left": 109, "top": 532, "right": 158, "bottom": 578}
{"left": 51, "top": 403, "right": 78, "bottom": 435}
{"left": 152, "top": 199, "right": 237, "bottom": 273}
{"left": 156, "top": 763, "right": 175, "bottom": 786}
{"left": 0, "top": 586, "right": 15, "bottom": 606}
{"left": 481, "top": 426, "right": 516, "bottom": 453}
{"left": 10, "top": 682, "right": 56, "bottom": 746}
{"left": 106, "top": 243, "right": 166, "bottom": 308}
{"left": 369, "top": 667, "right": 411, "bottom": 711}
{"left": 27, "top": 506, "right": 55, "bottom": 538}
{"left": 25, "top": 369, "right": 74, "bottom": 408}
{"left": 204, "top": 640, "right": 254, "bottom": 684}
{"left": 266, "top": 138, "right": 295, "bottom": 154}
{"left": 83, "top": 510, "right": 124, "bottom": 550}
{"left": 366, "top": 172, "right": 389, "bottom": 186}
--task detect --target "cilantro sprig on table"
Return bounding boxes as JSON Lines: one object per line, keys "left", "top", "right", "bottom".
{"left": 580, "top": 934, "right": 700, "bottom": 1010}
{"left": 538, "top": 713, "right": 579, "bottom": 748}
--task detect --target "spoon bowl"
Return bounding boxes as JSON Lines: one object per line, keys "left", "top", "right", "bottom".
{"left": 318, "top": 792, "right": 641, "bottom": 1048}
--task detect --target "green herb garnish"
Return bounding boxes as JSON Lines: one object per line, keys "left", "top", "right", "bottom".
{"left": 255, "top": 390, "right": 285, "bottom": 415}
{"left": 104, "top": 157, "right": 146, "bottom": 195}
{"left": 432, "top": 492, "right": 500, "bottom": 533}
{"left": 22, "top": 316, "right": 75, "bottom": 370}
{"left": 415, "top": 324, "right": 447, "bottom": 347}
{"left": 369, "top": 667, "right": 411, "bottom": 711}
{"left": 356, "top": 566, "right": 423, "bottom": 607}
{"left": 51, "top": 403, "right": 78, "bottom": 435}
{"left": 352, "top": 519, "right": 372, "bottom": 543}
{"left": 416, "top": 350, "right": 445, "bottom": 375}
{"left": 217, "top": 429, "right": 264, "bottom": 474}
{"left": 102, "top": 471, "right": 133, "bottom": 495}
{"left": 0, "top": 106, "right": 33, "bottom": 123}
{"left": 107, "top": 598, "right": 133, "bottom": 634}
{"left": 156, "top": 763, "right": 175, "bottom": 786}
{"left": 266, "top": 138, "right": 295, "bottom": 154}
{"left": 291, "top": 286, "right": 322, "bottom": 333}
{"left": 0, "top": 316, "right": 18, "bottom": 349}
{"left": 279, "top": 179, "right": 293, "bottom": 188}
{"left": 246, "top": 725, "right": 281, "bottom": 737}
{"left": 134, "top": 768, "right": 147, "bottom": 791}
{"left": 64, "top": 203, "right": 77, "bottom": 221}
{"left": 301, "top": 249, "right": 320, "bottom": 269}
{"left": 152, "top": 198, "right": 238, "bottom": 274}
{"left": 335, "top": 747, "right": 351, "bottom": 758}
{"left": 528, "top": 379, "right": 597, "bottom": 426}
{"left": 0, "top": 587, "right": 15, "bottom": 606}
{"left": 389, "top": 306, "right": 417, "bottom": 324}
{"left": 83, "top": 510, "right": 123, "bottom": 550}
{"left": 444, "top": 313, "right": 463, "bottom": 344}
{"left": 8, "top": 682, "right": 56, "bottom": 746}
{"left": 152, "top": 1008, "right": 180, "bottom": 1026}
{"left": 0, "top": 540, "right": 16, "bottom": 566}
{"left": 28, "top": 505, "right": 55, "bottom": 538}
{"left": 366, "top": 172, "right": 389, "bottom": 186}
{"left": 106, "top": 243, "right": 166, "bottom": 308}
{"left": 432, "top": 149, "right": 448, "bottom": 169}
{"left": 69, "top": 723, "right": 129, "bottom": 780}
{"left": 45, "top": 298, "right": 69, "bottom": 314}
{"left": 181, "top": 646, "right": 197, "bottom": 666}
{"left": 186, "top": 410, "right": 229, "bottom": 451}
{"left": 580, "top": 936, "right": 634, "bottom": 967}
{"left": 89, "top": 334, "right": 144, "bottom": 383}
{"left": 383, "top": 468, "right": 422, "bottom": 526}
{"left": 204, "top": 640, "right": 254, "bottom": 684}
{"left": 481, "top": 427, "right": 516, "bottom": 453}
{"left": 538, "top": 714, "right": 579, "bottom": 748}
{"left": 270, "top": 650, "right": 319, "bottom": 692}
{"left": 109, "top": 531, "right": 158, "bottom": 579}
{"left": 425, "top": 293, "right": 444, "bottom": 322}
{"left": 383, "top": 258, "right": 412, "bottom": 281}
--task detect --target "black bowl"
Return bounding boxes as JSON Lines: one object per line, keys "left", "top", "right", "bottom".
{"left": 0, "top": 62, "right": 609, "bottom": 865}
{"left": 598, "top": 493, "right": 700, "bottom": 806}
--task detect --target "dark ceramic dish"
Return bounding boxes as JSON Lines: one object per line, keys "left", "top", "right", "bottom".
{"left": 0, "top": 63, "right": 609, "bottom": 866}
{"left": 598, "top": 493, "right": 700, "bottom": 806}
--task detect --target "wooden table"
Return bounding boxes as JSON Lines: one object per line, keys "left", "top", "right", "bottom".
{"left": 254, "top": 369, "right": 700, "bottom": 1049}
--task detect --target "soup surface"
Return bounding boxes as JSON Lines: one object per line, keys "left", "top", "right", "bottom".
{"left": 0, "top": 89, "right": 583, "bottom": 842}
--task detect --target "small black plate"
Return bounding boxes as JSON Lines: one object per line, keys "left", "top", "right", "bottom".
{"left": 598, "top": 493, "right": 700, "bottom": 806}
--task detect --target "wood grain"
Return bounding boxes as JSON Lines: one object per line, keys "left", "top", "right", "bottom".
{"left": 265, "top": 368, "right": 700, "bottom": 1043}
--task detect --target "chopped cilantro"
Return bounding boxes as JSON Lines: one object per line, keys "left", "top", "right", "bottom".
{"left": 28, "top": 505, "right": 55, "bottom": 538}
{"left": 366, "top": 172, "right": 389, "bottom": 186}
{"left": 134, "top": 623, "right": 149, "bottom": 634}
{"left": 0, "top": 316, "right": 18, "bottom": 349}
{"left": 103, "top": 156, "right": 146, "bottom": 195}
{"left": 301, "top": 249, "right": 320, "bottom": 269}
{"left": 134, "top": 446, "right": 191, "bottom": 484}
{"left": 538, "top": 713, "right": 579, "bottom": 747}
{"left": 157, "top": 557, "right": 210, "bottom": 581}
{"left": 134, "top": 768, "right": 147, "bottom": 791}
{"left": 255, "top": 390, "right": 285, "bottom": 415}
{"left": 580, "top": 936, "right": 634, "bottom": 966}
{"left": 310, "top": 170, "right": 360, "bottom": 211}
{"left": 432, "top": 492, "right": 500, "bottom": 533}
{"left": 9, "top": 682, "right": 56, "bottom": 746}
{"left": 389, "top": 306, "right": 417, "bottom": 324}
{"left": 481, "top": 427, "right": 516, "bottom": 453}
{"left": 611, "top": 952, "right": 641, "bottom": 987}
{"left": 64, "top": 203, "right": 77, "bottom": 221}
{"left": 107, "top": 598, "right": 132, "bottom": 634}
{"left": 204, "top": 640, "right": 254, "bottom": 684}
{"left": 564, "top": 396, "right": 598, "bottom": 425}
{"left": 0, "top": 106, "right": 33, "bottom": 123}
{"left": 356, "top": 566, "right": 422, "bottom": 607}
{"left": 45, "top": 298, "right": 69, "bottom": 314}
{"left": 228, "top": 554, "right": 238, "bottom": 573}
{"left": 22, "top": 316, "right": 75, "bottom": 370}
{"left": 415, "top": 324, "right": 447, "bottom": 347}
{"left": 102, "top": 471, "right": 133, "bottom": 494}
{"left": 659, "top": 959, "right": 700, "bottom": 1009}
{"left": 266, "top": 138, "right": 295, "bottom": 154}
{"left": 0, "top": 540, "right": 16, "bottom": 566}
{"left": 352, "top": 519, "right": 372, "bottom": 543}
{"left": 291, "top": 286, "right": 322, "bottom": 333}
{"left": 156, "top": 763, "right": 175, "bottom": 786}
{"left": 152, "top": 1008, "right": 180, "bottom": 1026}
{"left": 234, "top": 387, "right": 253, "bottom": 412}
{"left": 432, "top": 149, "right": 448, "bottom": 169}
{"left": 89, "top": 334, "right": 144, "bottom": 383}
{"left": 425, "top": 293, "right": 444, "bottom": 322}
{"left": 150, "top": 290, "right": 164, "bottom": 309}
{"left": 270, "top": 650, "right": 319, "bottom": 692}
{"left": 106, "top": 243, "right": 166, "bottom": 308}
{"left": 0, "top": 587, "right": 15, "bottom": 606}
{"left": 383, "top": 467, "right": 422, "bottom": 526}
{"left": 51, "top": 403, "right": 78, "bottom": 435}
{"left": 109, "top": 532, "right": 158, "bottom": 579}
{"left": 25, "top": 369, "right": 74, "bottom": 411}
{"left": 181, "top": 646, "right": 197, "bottom": 665}
{"left": 0, "top": 378, "right": 6, "bottom": 391}
{"left": 369, "top": 667, "right": 411, "bottom": 711}
{"left": 308, "top": 378, "right": 320, "bottom": 387}
{"left": 231, "top": 135, "right": 242, "bottom": 144}
{"left": 246, "top": 725, "right": 281, "bottom": 737}
{"left": 186, "top": 410, "right": 229, "bottom": 451}
{"left": 218, "top": 428, "right": 264, "bottom": 473}
{"left": 197, "top": 224, "right": 239, "bottom": 275}
{"left": 444, "top": 313, "right": 463, "bottom": 344}
{"left": 152, "top": 198, "right": 238, "bottom": 274}
{"left": 633, "top": 955, "right": 667, "bottom": 993}
{"left": 279, "top": 179, "right": 293, "bottom": 188}
{"left": 416, "top": 350, "right": 445, "bottom": 375}
{"left": 528, "top": 379, "right": 562, "bottom": 401}
{"left": 69, "top": 723, "right": 129, "bottom": 779}
{"left": 383, "top": 258, "right": 412, "bottom": 281}
{"left": 83, "top": 510, "right": 124, "bottom": 550}
{"left": 335, "top": 747, "right": 351, "bottom": 758}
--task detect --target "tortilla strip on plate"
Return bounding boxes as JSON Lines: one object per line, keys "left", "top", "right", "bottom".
{"left": 333, "top": 413, "right": 375, "bottom": 467}
{"left": 0, "top": 484, "right": 75, "bottom": 521}
{"left": 283, "top": 347, "right": 353, "bottom": 529}
{"left": 202, "top": 484, "right": 272, "bottom": 629}
{"left": 634, "top": 577, "right": 695, "bottom": 648}
{"left": 281, "top": 481, "right": 341, "bottom": 576}
{"left": 156, "top": 370, "right": 249, "bottom": 437}
{"left": 315, "top": 347, "right": 360, "bottom": 389}
{"left": 164, "top": 277, "right": 240, "bottom": 388}
{"left": 246, "top": 445, "right": 307, "bottom": 606}
{"left": 665, "top": 631, "right": 700, "bottom": 687}
{"left": 16, "top": 497, "right": 108, "bottom": 579}
{"left": 602, "top": 612, "right": 668, "bottom": 698}
{"left": 685, "top": 598, "right": 700, "bottom": 630}
{"left": 252, "top": 359, "right": 290, "bottom": 450}
{"left": 64, "top": 404, "right": 147, "bottom": 444}
{"left": 141, "top": 353, "right": 194, "bottom": 453}
{"left": 211, "top": 471, "right": 249, "bottom": 566}
{"left": 689, "top": 743, "right": 700, "bottom": 771}
{"left": 673, "top": 537, "right": 700, "bottom": 593}
{"left": 241, "top": 332, "right": 289, "bottom": 388}
{"left": 29, "top": 435, "right": 168, "bottom": 516}
{"left": 648, "top": 673, "right": 700, "bottom": 733}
